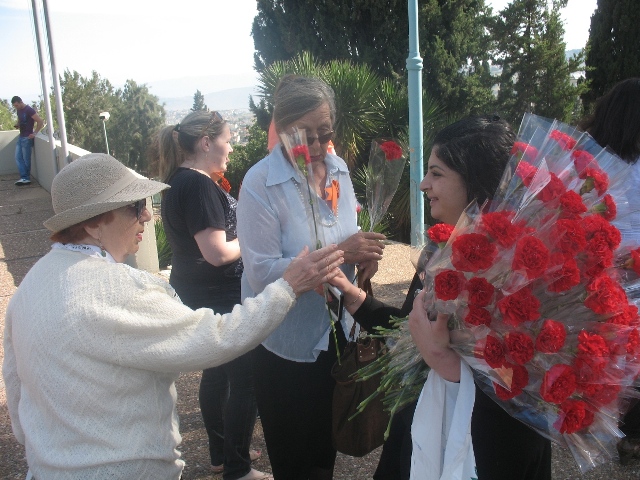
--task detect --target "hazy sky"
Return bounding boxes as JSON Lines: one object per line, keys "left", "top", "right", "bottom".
{"left": 0, "top": 0, "right": 597, "bottom": 102}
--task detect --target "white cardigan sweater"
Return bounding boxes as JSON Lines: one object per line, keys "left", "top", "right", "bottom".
{"left": 2, "top": 248, "right": 296, "bottom": 479}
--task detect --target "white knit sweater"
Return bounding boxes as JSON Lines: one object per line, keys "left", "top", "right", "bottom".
{"left": 2, "top": 248, "right": 296, "bottom": 479}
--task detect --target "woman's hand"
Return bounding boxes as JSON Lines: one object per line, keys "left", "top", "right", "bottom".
{"left": 356, "top": 260, "right": 379, "bottom": 285}
{"left": 338, "top": 232, "right": 386, "bottom": 265}
{"left": 282, "top": 245, "right": 344, "bottom": 297}
{"left": 408, "top": 291, "right": 461, "bottom": 382}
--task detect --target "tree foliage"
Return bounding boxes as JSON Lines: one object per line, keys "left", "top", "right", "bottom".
{"left": 191, "top": 89, "right": 208, "bottom": 112}
{"left": 493, "top": 0, "right": 584, "bottom": 124}
{"left": 583, "top": 0, "right": 640, "bottom": 109}
{"left": 0, "top": 99, "right": 15, "bottom": 131}
{"left": 226, "top": 121, "right": 269, "bottom": 198}
{"left": 56, "top": 70, "right": 165, "bottom": 176}
{"left": 252, "top": 0, "right": 494, "bottom": 118}
{"left": 252, "top": 0, "right": 409, "bottom": 78}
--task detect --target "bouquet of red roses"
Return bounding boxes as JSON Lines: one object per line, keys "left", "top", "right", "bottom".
{"left": 364, "top": 139, "right": 405, "bottom": 231}
{"left": 418, "top": 113, "right": 640, "bottom": 472}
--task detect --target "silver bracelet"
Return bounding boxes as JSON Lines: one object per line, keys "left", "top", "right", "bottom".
{"left": 346, "top": 288, "right": 362, "bottom": 307}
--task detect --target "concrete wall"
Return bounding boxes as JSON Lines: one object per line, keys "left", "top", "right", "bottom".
{"left": 0, "top": 130, "right": 19, "bottom": 175}
{"left": 0, "top": 130, "right": 160, "bottom": 273}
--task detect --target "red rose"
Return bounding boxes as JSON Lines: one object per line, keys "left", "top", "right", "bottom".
{"left": 497, "top": 287, "right": 541, "bottom": 327}
{"left": 558, "top": 190, "right": 587, "bottom": 219}
{"left": 434, "top": 269, "right": 466, "bottom": 301}
{"left": 631, "top": 249, "right": 640, "bottom": 276}
{"left": 546, "top": 258, "right": 581, "bottom": 293}
{"left": 577, "top": 382, "right": 620, "bottom": 407}
{"left": 558, "top": 399, "right": 594, "bottom": 434}
{"left": 580, "top": 167, "right": 609, "bottom": 196}
{"left": 515, "top": 161, "right": 538, "bottom": 186}
{"left": 627, "top": 329, "right": 640, "bottom": 356}
{"left": 606, "top": 304, "right": 640, "bottom": 326}
{"left": 494, "top": 363, "right": 529, "bottom": 400}
{"left": 511, "top": 142, "right": 538, "bottom": 161}
{"left": 540, "top": 364, "right": 577, "bottom": 404}
{"left": 380, "top": 140, "right": 403, "bottom": 160}
{"left": 479, "top": 211, "right": 523, "bottom": 248}
{"left": 428, "top": 223, "right": 455, "bottom": 244}
{"left": 584, "top": 274, "right": 628, "bottom": 315}
{"left": 571, "top": 149, "right": 595, "bottom": 173}
{"left": 577, "top": 330, "right": 610, "bottom": 357}
{"left": 583, "top": 214, "right": 621, "bottom": 249}
{"left": 537, "top": 173, "right": 566, "bottom": 203}
{"left": 535, "top": 319, "right": 566, "bottom": 353}
{"left": 292, "top": 144, "right": 311, "bottom": 166}
{"left": 475, "top": 334, "right": 505, "bottom": 368}
{"left": 552, "top": 219, "right": 586, "bottom": 257}
{"left": 550, "top": 130, "right": 577, "bottom": 150}
{"left": 512, "top": 236, "right": 550, "bottom": 280}
{"left": 451, "top": 233, "right": 497, "bottom": 272}
{"left": 505, "top": 331, "right": 535, "bottom": 365}
{"left": 466, "top": 277, "right": 495, "bottom": 306}
{"left": 591, "top": 194, "right": 617, "bottom": 221}
{"left": 465, "top": 305, "right": 492, "bottom": 327}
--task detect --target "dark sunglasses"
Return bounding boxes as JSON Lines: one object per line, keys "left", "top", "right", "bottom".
{"left": 200, "top": 111, "right": 224, "bottom": 137}
{"left": 127, "top": 199, "right": 146, "bottom": 219}
{"left": 307, "top": 130, "right": 334, "bottom": 145}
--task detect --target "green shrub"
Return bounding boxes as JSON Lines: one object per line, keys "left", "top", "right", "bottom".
{"left": 154, "top": 219, "right": 172, "bottom": 270}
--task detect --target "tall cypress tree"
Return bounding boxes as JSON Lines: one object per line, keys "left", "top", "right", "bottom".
{"left": 583, "top": 0, "right": 640, "bottom": 109}
{"left": 251, "top": 0, "right": 494, "bottom": 119}
{"left": 191, "top": 90, "right": 208, "bottom": 112}
{"left": 493, "top": 0, "right": 582, "bottom": 124}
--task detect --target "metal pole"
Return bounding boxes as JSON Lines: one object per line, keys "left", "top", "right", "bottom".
{"left": 407, "top": 0, "right": 424, "bottom": 246}
{"left": 42, "top": 0, "right": 69, "bottom": 167}
{"left": 102, "top": 120, "right": 110, "bottom": 154}
{"left": 30, "top": 0, "right": 57, "bottom": 172}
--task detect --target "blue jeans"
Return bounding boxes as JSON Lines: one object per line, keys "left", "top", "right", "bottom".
{"left": 15, "top": 136, "right": 33, "bottom": 181}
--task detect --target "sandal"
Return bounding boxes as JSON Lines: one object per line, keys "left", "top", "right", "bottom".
{"left": 211, "top": 450, "right": 262, "bottom": 474}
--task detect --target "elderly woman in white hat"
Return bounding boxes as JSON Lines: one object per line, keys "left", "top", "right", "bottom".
{"left": 2, "top": 153, "right": 344, "bottom": 480}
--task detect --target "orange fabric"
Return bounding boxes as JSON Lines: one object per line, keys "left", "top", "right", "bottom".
{"left": 325, "top": 180, "right": 340, "bottom": 215}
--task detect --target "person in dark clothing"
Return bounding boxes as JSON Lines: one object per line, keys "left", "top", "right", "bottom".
{"left": 150, "top": 110, "right": 269, "bottom": 480}
{"left": 580, "top": 77, "right": 640, "bottom": 465}
{"left": 330, "top": 115, "right": 552, "bottom": 480}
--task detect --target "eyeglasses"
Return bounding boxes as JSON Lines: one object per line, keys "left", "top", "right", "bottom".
{"left": 307, "top": 130, "right": 334, "bottom": 145}
{"left": 200, "top": 111, "right": 224, "bottom": 137}
{"left": 127, "top": 199, "right": 147, "bottom": 220}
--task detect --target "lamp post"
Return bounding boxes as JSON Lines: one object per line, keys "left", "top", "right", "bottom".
{"left": 407, "top": 0, "right": 424, "bottom": 246}
{"left": 99, "top": 111, "right": 110, "bottom": 154}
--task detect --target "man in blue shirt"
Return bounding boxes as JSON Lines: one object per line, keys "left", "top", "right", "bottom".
{"left": 12, "top": 96, "right": 44, "bottom": 186}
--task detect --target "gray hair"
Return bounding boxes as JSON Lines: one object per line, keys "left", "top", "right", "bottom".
{"left": 273, "top": 75, "right": 336, "bottom": 132}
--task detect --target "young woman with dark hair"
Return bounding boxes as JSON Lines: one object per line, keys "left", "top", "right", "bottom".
{"left": 331, "top": 115, "right": 552, "bottom": 480}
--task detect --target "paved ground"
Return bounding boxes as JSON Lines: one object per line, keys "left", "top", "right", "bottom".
{"left": 0, "top": 174, "right": 639, "bottom": 479}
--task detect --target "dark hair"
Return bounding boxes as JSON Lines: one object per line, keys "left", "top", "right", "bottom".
{"left": 579, "top": 78, "right": 640, "bottom": 164}
{"left": 50, "top": 211, "right": 115, "bottom": 243}
{"left": 432, "top": 115, "right": 515, "bottom": 206}
{"left": 11, "top": 96, "right": 22, "bottom": 104}
{"left": 148, "top": 110, "right": 227, "bottom": 182}
{"left": 272, "top": 75, "right": 336, "bottom": 133}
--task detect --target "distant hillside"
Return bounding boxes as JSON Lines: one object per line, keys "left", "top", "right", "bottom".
{"left": 160, "top": 86, "right": 259, "bottom": 111}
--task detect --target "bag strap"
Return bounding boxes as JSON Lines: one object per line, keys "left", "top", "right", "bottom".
{"left": 348, "top": 277, "right": 374, "bottom": 340}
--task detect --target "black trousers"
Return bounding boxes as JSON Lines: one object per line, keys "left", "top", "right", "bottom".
{"left": 251, "top": 329, "right": 347, "bottom": 480}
